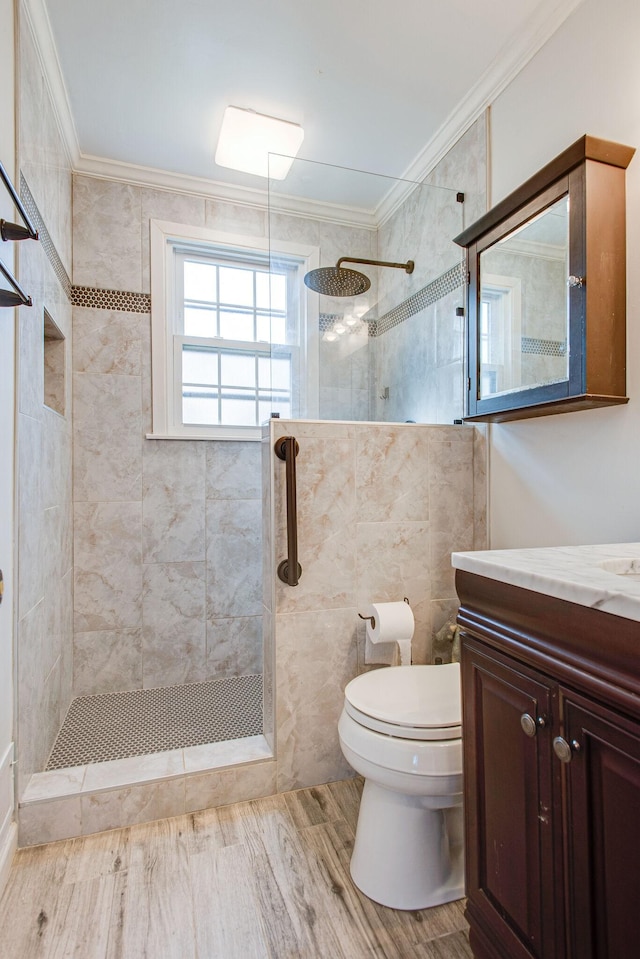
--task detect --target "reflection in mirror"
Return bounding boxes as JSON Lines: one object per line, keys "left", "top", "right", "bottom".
{"left": 479, "top": 194, "right": 569, "bottom": 399}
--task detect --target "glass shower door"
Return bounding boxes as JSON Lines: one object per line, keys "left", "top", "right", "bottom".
{"left": 268, "top": 155, "right": 466, "bottom": 425}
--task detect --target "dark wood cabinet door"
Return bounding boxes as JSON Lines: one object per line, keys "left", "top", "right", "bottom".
{"left": 462, "top": 639, "right": 561, "bottom": 959}
{"left": 562, "top": 696, "right": 640, "bottom": 959}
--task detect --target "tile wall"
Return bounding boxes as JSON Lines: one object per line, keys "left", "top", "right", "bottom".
{"left": 70, "top": 180, "right": 376, "bottom": 696}
{"left": 70, "top": 183, "right": 263, "bottom": 695}
{"left": 370, "top": 118, "right": 488, "bottom": 425}
{"left": 70, "top": 121, "right": 489, "bottom": 691}
{"left": 266, "top": 418, "right": 487, "bottom": 793}
{"left": 14, "top": 391, "right": 490, "bottom": 846}
{"left": 269, "top": 208, "right": 378, "bottom": 422}
{"left": 15, "top": 14, "right": 74, "bottom": 799}
{"left": 315, "top": 117, "right": 487, "bottom": 426}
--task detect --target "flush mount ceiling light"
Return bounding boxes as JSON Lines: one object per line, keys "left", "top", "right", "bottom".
{"left": 215, "top": 106, "right": 304, "bottom": 180}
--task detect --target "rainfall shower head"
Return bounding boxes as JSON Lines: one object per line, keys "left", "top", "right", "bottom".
{"left": 305, "top": 265, "right": 371, "bottom": 297}
{"left": 304, "top": 256, "right": 414, "bottom": 297}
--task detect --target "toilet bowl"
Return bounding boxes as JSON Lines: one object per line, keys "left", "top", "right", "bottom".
{"left": 338, "top": 663, "right": 464, "bottom": 911}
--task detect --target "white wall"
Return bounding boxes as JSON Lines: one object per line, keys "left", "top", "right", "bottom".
{"left": 0, "top": 0, "right": 17, "bottom": 892}
{"left": 487, "top": 0, "right": 640, "bottom": 548}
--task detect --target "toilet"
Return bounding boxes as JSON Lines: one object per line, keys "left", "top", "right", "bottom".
{"left": 338, "top": 662, "right": 464, "bottom": 911}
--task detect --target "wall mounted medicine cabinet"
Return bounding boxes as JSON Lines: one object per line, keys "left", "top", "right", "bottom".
{"left": 454, "top": 135, "right": 635, "bottom": 422}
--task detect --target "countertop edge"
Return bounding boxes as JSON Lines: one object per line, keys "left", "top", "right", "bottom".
{"left": 452, "top": 544, "right": 640, "bottom": 624}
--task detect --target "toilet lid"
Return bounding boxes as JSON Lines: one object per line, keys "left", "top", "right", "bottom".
{"left": 343, "top": 664, "right": 461, "bottom": 741}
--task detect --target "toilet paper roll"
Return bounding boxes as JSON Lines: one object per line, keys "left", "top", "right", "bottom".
{"left": 364, "top": 636, "right": 400, "bottom": 667}
{"left": 365, "top": 601, "right": 415, "bottom": 645}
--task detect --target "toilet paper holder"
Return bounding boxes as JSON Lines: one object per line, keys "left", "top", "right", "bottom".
{"left": 358, "top": 596, "right": 410, "bottom": 629}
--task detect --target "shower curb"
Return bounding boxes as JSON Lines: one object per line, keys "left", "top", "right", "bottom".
{"left": 18, "top": 734, "right": 275, "bottom": 847}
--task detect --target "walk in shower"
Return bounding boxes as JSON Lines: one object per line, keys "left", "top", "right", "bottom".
{"left": 18, "top": 131, "right": 485, "bottom": 842}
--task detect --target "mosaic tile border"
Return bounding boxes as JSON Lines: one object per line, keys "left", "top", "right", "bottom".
{"left": 46, "top": 674, "right": 263, "bottom": 769}
{"left": 521, "top": 336, "right": 567, "bottom": 356}
{"left": 73, "top": 266, "right": 463, "bottom": 325}
{"left": 20, "top": 174, "right": 72, "bottom": 299}
{"left": 21, "top": 176, "right": 151, "bottom": 314}
{"left": 373, "top": 261, "right": 466, "bottom": 337}
{"left": 319, "top": 312, "right": 376, "bottom": 336}
{"left": 71, "top": 285, "right": 152, "bottom": 313}
{"left": 319, "top": 261, "right": 466, "bottom": 340}
{"left": 21, "top": 172, "right": 463, "bottom": 333}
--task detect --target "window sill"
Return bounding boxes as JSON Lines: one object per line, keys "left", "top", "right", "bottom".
{"left": 146, "top": 431, "right": 263, "bottom": 442}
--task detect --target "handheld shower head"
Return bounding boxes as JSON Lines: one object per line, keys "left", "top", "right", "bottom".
{"left": 304, "top": 256, "right": 414, "bottom": 297}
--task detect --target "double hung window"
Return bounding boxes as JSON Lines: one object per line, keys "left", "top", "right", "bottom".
{"left": 150, "top": 222, "right": 319, "bottom": 440}
{"left": 479, "top": 275, "right": 522, "bottom": 399}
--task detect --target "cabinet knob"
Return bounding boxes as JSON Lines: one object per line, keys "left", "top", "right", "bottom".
{"left": 520, "top": 713, "right": 546, "bottom": 737}
{"left": 553, "top": 736, "right": 581, "bottom": 763}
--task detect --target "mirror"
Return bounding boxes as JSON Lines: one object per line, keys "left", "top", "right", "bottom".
{"left": 478, "top": 194, "right": 569, "bottom": 400}
{"left": 455, "top": 135, "right": 634, "bottom": 422}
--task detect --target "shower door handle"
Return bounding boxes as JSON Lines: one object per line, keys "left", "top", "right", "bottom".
{"left": 275, "top": 436, "right": 302, "bottom": 586}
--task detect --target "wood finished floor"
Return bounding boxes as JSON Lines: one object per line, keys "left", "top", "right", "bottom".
{"left": 0, "top": 778, "right": 472, "bottom": 958}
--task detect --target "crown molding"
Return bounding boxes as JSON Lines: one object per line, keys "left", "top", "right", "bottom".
{"left": 73, "top": 152, "right": 378, "bottom": 229}
{"left": 504, "top": 237, "right": 567, "bottom": 260}
{"left": 24, "top": 0, "right": 584, "bottom": 230}
{"left": 374, "top": 0, "right": 585, "bottom": 226}
{"left": 22, "top": 0, "right": 80, "bottom": 169}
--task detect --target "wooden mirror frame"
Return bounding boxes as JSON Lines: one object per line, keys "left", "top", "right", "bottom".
{"left": 455, "top": 136, "right": 635, "bottom": 422}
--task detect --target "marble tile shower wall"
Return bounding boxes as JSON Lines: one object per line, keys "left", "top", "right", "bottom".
{"left": 314, "top": 228, "right": 377, "bottom": 423}
{"left": 423, "top": 120, "right": 488, "bottom": 231}
{"left": 372, "top": 289, "right": 466, "bottom": 424}
{"left": 71, "top": 176, "right": 375, "bottom": 696}
{"left": 370, "top": 118, "right": 488, "bottom": 425}
{"left": 268, "top": 418, "right": 487, "bottom": 793}
{"left": 319, "top": 322, "right": 370, "bottom": 421}
{"left": 15, "top": 15, "right": 74, "bottom": 797}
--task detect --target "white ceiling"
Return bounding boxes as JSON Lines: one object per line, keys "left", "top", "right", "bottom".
{"left": 39, "top": 0, "right": 581, "bottom": 210}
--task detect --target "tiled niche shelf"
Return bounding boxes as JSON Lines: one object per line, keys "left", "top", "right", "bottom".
{"left": 43, "top": 309, "right": 65, "bottom": 416}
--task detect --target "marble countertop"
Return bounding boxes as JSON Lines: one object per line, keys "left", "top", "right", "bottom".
{"left": 452, "top": 542, "right": 640, "bottom": 623}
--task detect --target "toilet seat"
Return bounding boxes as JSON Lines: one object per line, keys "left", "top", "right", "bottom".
{"left": 344, "top": 664, "right": 461, "bottom": 741}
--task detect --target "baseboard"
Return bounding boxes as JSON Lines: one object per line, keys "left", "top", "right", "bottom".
{"left": 0, "top": 741, "right": 17, "bottom": 895}
{"left": 0, "top": 817, "right": 17, "bottom": 899}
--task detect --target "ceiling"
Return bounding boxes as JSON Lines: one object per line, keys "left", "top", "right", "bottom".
{"left": 40, "top": 0, "right": 579, "bottom": 211}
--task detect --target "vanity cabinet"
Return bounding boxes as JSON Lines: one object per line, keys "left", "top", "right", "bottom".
{"left": 456, "top": 569, "right": 640, "bottom": 959}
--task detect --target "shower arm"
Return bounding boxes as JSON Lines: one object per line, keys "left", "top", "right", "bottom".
{"left": 336, "top": 256, "right": 414, "bottom": 274}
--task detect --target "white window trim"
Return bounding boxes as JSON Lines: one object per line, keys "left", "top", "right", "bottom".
{"left": 148, "top": 219, "right": 320, "bottom": 440}
{"left": 480, "top": 272, "right": 522, "bottom": 398}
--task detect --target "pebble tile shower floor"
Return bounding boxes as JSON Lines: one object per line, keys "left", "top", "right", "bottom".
{"left": 46, "top": 674, "right": 263, "bottom": 769}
